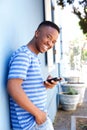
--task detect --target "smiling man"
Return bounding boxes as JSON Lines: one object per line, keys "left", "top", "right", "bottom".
{"left": 7, "top": 21, "right": 60, "bottom": 130}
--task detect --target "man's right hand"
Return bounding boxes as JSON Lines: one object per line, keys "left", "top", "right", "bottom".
{"left": 35, "top": 110, "right": 47, "bottom": 125}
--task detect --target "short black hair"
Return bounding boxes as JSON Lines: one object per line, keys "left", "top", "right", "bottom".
{"left": 37, "top": 21, "right": 60, "bottom": 33}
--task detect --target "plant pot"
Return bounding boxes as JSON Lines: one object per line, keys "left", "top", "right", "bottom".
{"left": 61, "top": 82, "right": 86, "bottom": 105}
{"left": 59, "top": 92, "right": 80, "bottom": 111}
{"left": 64, "top": 76, "right": 80, "bottom": 83}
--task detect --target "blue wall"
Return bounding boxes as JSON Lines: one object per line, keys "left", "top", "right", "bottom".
{"left": 0, "top": 0, "right": 59, "bottom": 129}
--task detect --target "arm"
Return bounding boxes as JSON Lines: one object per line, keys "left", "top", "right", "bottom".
{"left": 7, "top": 78, "right": 47, "bottom": 125}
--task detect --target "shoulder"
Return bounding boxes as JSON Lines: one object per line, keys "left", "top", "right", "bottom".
{"left": 8, "top": 46, "right": 32, "bottom": 69}
{"left": 10, "top": 46, "right": 32, "bottom": 62}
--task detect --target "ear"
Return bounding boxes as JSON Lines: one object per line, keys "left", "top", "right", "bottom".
{"left": 35, "top": 30, "right": 39, "bottom": 38}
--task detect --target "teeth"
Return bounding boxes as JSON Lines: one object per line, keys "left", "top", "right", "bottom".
{"left": 41, "top": 45, "right": 48, "bottom": 52}
{"left": 44, "top": 45, "right": 48, "bottom": 50}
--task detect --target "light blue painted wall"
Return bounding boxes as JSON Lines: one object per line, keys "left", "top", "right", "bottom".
{"left": 0, "top": 0, "right": 44, "bottom": 129}
{"left": 0, "top": 0, "right": 59, "bottom": 129}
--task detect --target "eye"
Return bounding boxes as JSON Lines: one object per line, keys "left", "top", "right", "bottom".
{"left": 52, "top": 40, "right": 56, "bottom": 44}
{"left": 47, "top": 34, "right": 52, "bottom": 41}
{"left": 47, "top": 34, "right": 57, "bottom": 45}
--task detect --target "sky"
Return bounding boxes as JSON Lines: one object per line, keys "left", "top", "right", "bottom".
{"left": 60, "top": 5, "right": 83, "bottom": 42}
{"left": 55, "top": 4, "right": 86, "bottom": 77}
{"left": 56, "top": 5, "right": 84, "bottom": 54}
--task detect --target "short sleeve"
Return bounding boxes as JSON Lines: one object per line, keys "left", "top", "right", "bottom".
{"left": 8, "top": 52, "right": 30, "bottom": 80}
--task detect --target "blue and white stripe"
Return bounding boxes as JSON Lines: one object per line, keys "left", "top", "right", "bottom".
{"left": 8, "top": 45, "right": 47, "bottom": 130}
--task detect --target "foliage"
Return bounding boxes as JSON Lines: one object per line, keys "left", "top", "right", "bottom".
{"left": 81, "top": 49, "right": 87, "bottom": 61}
{"left": 57, "top": 0, "right": 74, "bottom": 8}
{"left": 66, "top": 87, "right": 78, "bottom": 95}
{"left": 70, "top": 53, "right": 75, "bottom": 69}
{"left": 56, "top": 0, "right": 87, "bottom": 36}
{"left": 73, "top": 46, "right": 80, "bottom": 56}
{"left": 68, "top": 37, "right": 87, "bottom": 70}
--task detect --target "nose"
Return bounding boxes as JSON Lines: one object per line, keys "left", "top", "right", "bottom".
{"left": 47, "top": 40, "right": 54, "bottom": 48}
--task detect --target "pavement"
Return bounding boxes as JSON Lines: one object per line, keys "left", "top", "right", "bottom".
{"left": 53, "top": 87, "right": 87, "bottom": 130}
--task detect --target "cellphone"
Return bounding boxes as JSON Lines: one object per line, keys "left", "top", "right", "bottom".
{"left": 47, "top": 77, "right": 62, "bottom": 83}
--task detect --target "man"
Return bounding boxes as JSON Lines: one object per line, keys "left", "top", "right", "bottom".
{"left": 7, "top": 21, "right": 60, "bottom": 130}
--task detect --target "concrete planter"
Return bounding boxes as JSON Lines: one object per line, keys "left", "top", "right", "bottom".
{"left": 71, "top": 116, "right": 87, "bottom": 130}
{"left": 59, "top": 92, "right": 80, "bottom": 111}
{"left": 64, "top": 76, "right": 79, "bottom": 83}
{"left": 61, "top": 82, "right": 86, "bottom": 105}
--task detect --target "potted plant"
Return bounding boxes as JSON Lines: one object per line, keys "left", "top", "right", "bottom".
{"left": 61, "top": 81, "right": 86, "bottom": 105}
{"left": 59, "top": 87, "right": 80, "bottom": 111}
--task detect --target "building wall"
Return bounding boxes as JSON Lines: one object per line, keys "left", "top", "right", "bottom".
{"left": 0, "top": 0, "right": 59, "bottom": 129}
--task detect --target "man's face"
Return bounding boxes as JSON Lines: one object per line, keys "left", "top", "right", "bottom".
{"left": 35, "top": 26, "right": 59, "bottom": 53}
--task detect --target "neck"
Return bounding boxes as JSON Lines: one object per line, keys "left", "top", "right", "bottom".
{"left": 27, "top": 39, "right": 39, "bottom": 55}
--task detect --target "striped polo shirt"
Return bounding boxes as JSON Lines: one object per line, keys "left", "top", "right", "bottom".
{"left": 8, "top": 45, "right": 47, "bottom": 130}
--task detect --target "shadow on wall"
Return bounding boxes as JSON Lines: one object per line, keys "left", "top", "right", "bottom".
{"left": 3, "top": 51, "right": 14, "bottom": 129}
{"left": 3, "top": 50, "right": 13, "bottom": 88}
